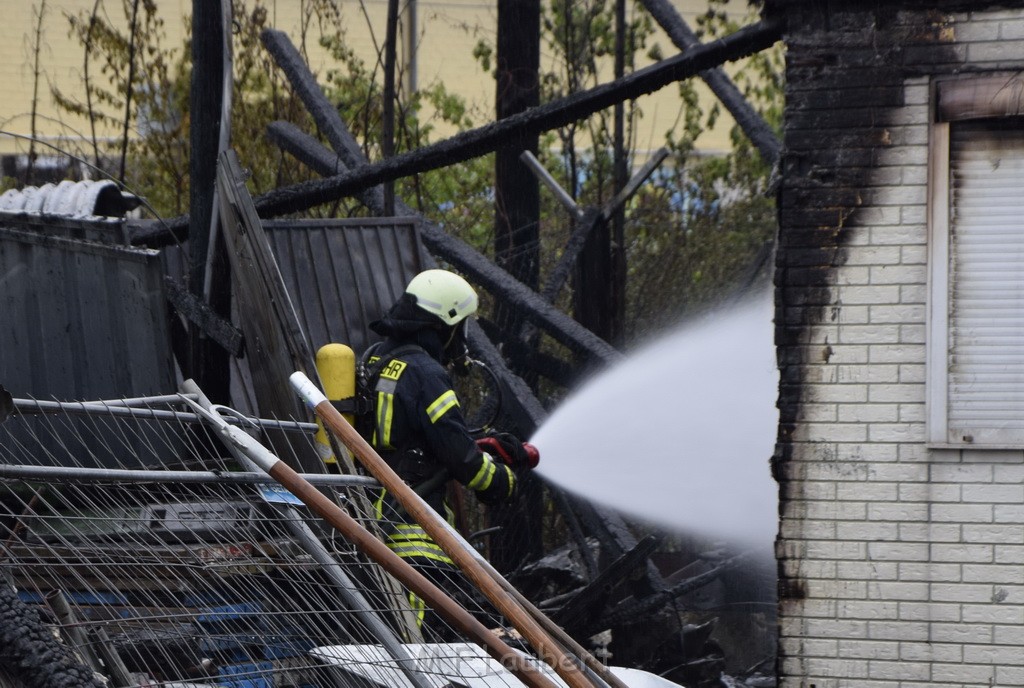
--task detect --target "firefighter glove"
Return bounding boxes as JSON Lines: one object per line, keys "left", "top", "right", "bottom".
{"left": 476, "top": 433, "right": 539, "bottom": 470}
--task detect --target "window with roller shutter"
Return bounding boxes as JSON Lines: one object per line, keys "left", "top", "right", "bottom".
{"left": 928, "top": 74, "right": 1024, "bottom": 447}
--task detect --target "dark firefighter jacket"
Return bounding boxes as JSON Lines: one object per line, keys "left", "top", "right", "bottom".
{"left": 367, "top": 297, "right": 515, "bottom": 564}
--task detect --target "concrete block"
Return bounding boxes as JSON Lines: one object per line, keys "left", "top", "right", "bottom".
{"left": 931, "top": 504, "right": 993, "bottom": 524}
{"left": 837, "top": 638, "right": 899, "bottom": 660}
{"left": 898, "top": 600, "right": 961, "bottom": 622}
{"left": 836, "top": 481, "right": 898, "bottom": 501}
{"left": 868, "top": 422, "right": 925, "bottom": 443}
{"left": 898, "top": 523, "right": 961, "bottom": 543}
{"left": 899, "top": 363, "right": 925, "bottom": 383}
{"left": 927, "top": 622, "right": 994, "bottom": 644}
{"left": 962, "top": 484, "right": 1024, "bottom": 503}
{"left": 804, "top": 618, "right": 870, "bottom": 639}
{"left": 927, "top": 661, "right": 999, "bottom": 684}
{"left": 838, "top": 403, "right": 899, "bottom": 423}
{"left": 930, "top": 583, "right": 998, "bottom": 603}
{"left": 962, "top": 603, "right": 1024, "bottom": 625}
{"left": 867, "top": 347, "right": 925, "bottom": 366}
{"left": 932, "top": 543, "right": 995, "bottom": 564}
{"left": 871, "top": 581, "right": 930, "bottom": 601}
{"left": 962, "top": 564, "right": 1024, "bottom": 584}
{"left": 837, "top": 363, "right": 898, "bottom": 383}
{"left": 865, "top": 620, "right": 929, "bottom": 641}
{"left": 867, "top": 659, "right": 930, "bottom": 681}
{"left": 836, "top": 520, "right": 899, "bottom": 541}
{"left": 964, "top": 524, "right": 1024, "bottom": 545}
{"left": 899, "top": 640, "right": 963, "bottom": 662}
{"left": 931, "top": 463, "right": 994, "bottom": 482}
{"left": 994, "top": 503, "right": 1024, "bottom": 523}
{"left": 868, "top": 380, "right": 924, "bottom": 404}
{"left": 867, "top": 541, "right": 929, "bottom": 561}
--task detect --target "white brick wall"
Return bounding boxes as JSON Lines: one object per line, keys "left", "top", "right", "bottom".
{"left": 778, "top": 6, "right": 1024, "bottom": 687}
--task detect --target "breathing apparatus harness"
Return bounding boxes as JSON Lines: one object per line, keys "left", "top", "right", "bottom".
{"left": 333, "top": 342, "right": 537, "bottom": 478}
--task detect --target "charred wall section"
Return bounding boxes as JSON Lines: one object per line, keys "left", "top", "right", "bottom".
{"left": 770, "top": 2, "right": 1009, "bottom": 683}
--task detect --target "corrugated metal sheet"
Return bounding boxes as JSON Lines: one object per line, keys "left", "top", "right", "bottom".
{"left": 0, "top": 226, "right": 173, "bottom": 400}
{"left": 160, "top": 217, "right": 424, "bottom": 419}
{"left": 263, "top": 218, "right": 427, "bottom": 357}
{"left": 0, "top": 223, "right": 175, "bottom": 466}
{"left": 0, "top": 180, "right": 140, "bottom": 220}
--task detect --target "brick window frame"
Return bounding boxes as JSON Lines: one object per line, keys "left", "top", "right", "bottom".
{"left": 927, "top": 74, "right": 1024, "bottom": 447}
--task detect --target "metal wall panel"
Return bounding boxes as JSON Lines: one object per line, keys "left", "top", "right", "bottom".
{"left": 264, "top": 218, "right": 426, "bottom": 358}
{"left": 0, "top": 225, "right": 176, "bottom": 467}
{"left": 0, "top": 226, "right": 173, "bottom": 401}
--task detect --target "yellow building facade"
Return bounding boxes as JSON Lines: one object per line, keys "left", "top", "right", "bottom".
{"left": 0, "top": 1, "right": 749, "bottom": 163}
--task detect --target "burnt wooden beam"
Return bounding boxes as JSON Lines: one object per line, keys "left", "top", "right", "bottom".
{"left": 639, "top": 0, "right": 782, "bottom": 165}
{"left": 187, "top": 0, "right": 230, "bottom": 402}
{"left": 572, "top": 500, "right": 668, "bottom": 597}
{"left": 256, "top": 32, "right": 623, "bottom": 369}
{"left": 537, "top": 149, "right": 668, "bottom": 306}
{"left": 253, "top": 19, "right": 783, "bottom": 217}
{"left": 263, "top": 132, "right": 551, "bottom": 433}
{"left": 215, "top": 150, "right": 325, "bottom": 475}
{"left": 553, "top": 534, "right": 662, "bottom": 636}
{"left": 382, "top": 0, "right": 399, "bottom": 215}
{"left": 596, "top": 550, "right": 753, "bottom": 631}
{"left": 265, "top": 121, "right": 621, "bottom": 369}
{"left": 546, "top": 207, "right": 604, "bottom": 305}
{"left": 477, "top": 317, "right": 577, "bottom": 387}
{"left": 493, "top": 0, "right": 542, "bottom": 348}
{"left": 130, "top": 17, "right": 781, "bottom": 246}
{"left": 164, "top": 277, "right": 244, "bottom": 357}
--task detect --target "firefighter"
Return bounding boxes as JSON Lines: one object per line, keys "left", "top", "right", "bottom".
{"left": 364, "top": 269, "right": 529, "bottom": 638}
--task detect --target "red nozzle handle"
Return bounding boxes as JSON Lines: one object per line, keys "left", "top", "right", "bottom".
{"left": 476, "top": 436, "right": 539, "bottom": 470}
{"left": 522, "top": 442, "right": 540, "bottom": 469}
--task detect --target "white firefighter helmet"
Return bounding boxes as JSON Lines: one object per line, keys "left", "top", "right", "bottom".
{"left": 405, "top": 269, "right": 478, "bottom": 326}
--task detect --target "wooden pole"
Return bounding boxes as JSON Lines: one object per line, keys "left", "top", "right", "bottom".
{"left": 289, "top": 372, "right": 599, "bottom": 688}
{"left": 382, "top": 0, "right": 399, "bottom": 215}
{"left": 463, "top": 534, "right": 634, "bottom": 688}
{"left": 216, "top": 419, "right": 559, "bottom": 688}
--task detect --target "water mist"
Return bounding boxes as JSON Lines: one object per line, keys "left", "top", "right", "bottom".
{"left": 531, "top": 290, "right": 779, "bottom": 548}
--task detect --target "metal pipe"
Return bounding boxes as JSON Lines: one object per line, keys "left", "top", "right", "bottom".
{"left": 10, "top": 398, "right": 318, "bottom": 433}
{"left": 0, "top": 463, "right": 378, "bottom": 487}
{"left": 519, "top": 150, "right": 582, "bottom": 219}
{"left": 78, "top": 393, "right": 198, "bottom": 407}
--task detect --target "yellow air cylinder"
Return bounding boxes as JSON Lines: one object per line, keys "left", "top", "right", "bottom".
{"left": 314, "top": 343, "right": 357, "bottom": 465}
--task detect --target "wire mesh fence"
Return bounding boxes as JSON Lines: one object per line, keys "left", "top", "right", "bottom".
{"left": 0, "top": 393, "right": 536, "bottom": 688}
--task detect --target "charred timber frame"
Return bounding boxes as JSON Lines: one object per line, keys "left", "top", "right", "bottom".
{"left": 132, "top": 18, "right": 782, "bottom": 377}
{"left": 253, "top": 18, "right": 783, "bottom": 217}
{"left": 130, "top": 16, "right": 781, "bottom": 246}
{"left": 259, "top": 33, "right": 663, "bottom": 590}
{"left": 258, "top": 29, "right": 621, "bottom": 369}
{"left": 255, "top": 41, "right": 551, "bottom": 431}
{"left": 638, "top": 0, "right": 782, "bottom": 165}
